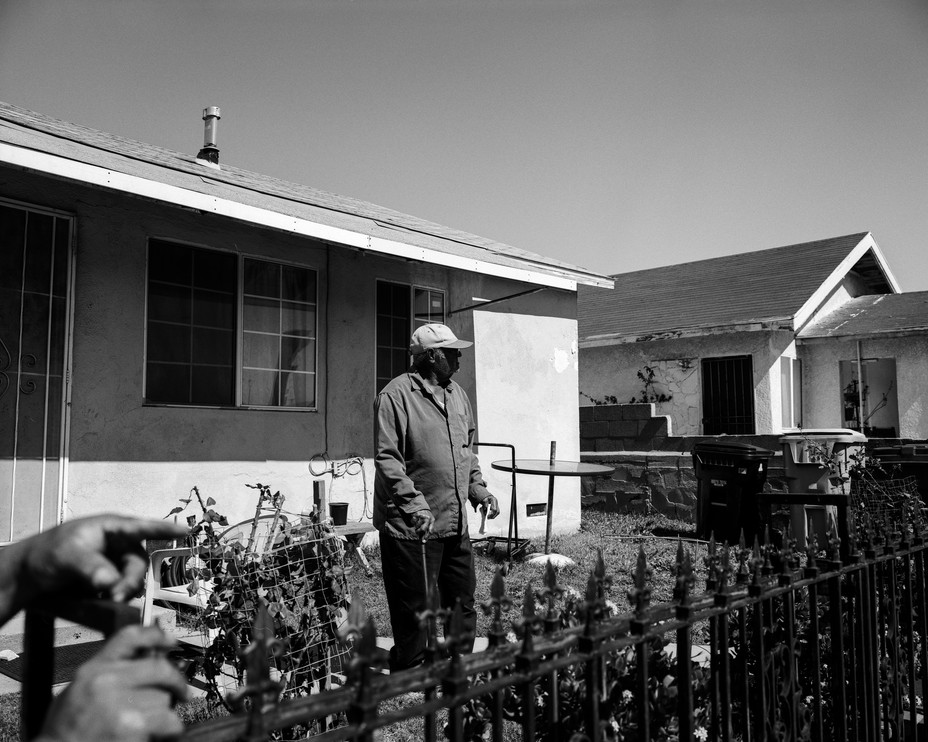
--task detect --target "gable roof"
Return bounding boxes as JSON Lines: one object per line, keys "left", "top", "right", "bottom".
{"left": 0, "top": 101, "right": 612, "bottom": 290}
{"left": 799, "top": 291, "right": 928, "bottom": 340}
{"left": 578, "top": 232, "right": 899, "bottom": 345}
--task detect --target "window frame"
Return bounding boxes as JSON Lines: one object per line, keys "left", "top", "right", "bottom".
{"left": 780, "top": 356, "right": 802, "bottom": 430}
{"left": 240, "top": 256, "right": 319, "bottom": 410}
{"left": 374, "top": 279, "right": 446, "bottom": 394}
{"left": 143, "top": 239, "right": 319, "bottom": 411}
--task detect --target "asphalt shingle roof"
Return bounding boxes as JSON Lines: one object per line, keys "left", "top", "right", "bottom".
{"left": 799, "top": 292, "right": 928, "bottom": 339}
{"left": 0, "top": 101, "right": 611, "bottom": 288}
{"left": 578, "top": 233, "right": 874, "bottom": 340}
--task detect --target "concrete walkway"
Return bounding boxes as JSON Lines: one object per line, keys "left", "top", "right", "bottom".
{"left": 0, "top": 599, "right": 174, "bottom": 696}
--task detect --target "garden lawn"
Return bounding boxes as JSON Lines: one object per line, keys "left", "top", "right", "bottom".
{"left": 348, "top": 508, "right": 704, "bottom": 644}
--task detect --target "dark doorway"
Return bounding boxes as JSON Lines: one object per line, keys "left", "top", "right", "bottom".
{"left": 702, "top": 355, "right": 755, "bottom": 434}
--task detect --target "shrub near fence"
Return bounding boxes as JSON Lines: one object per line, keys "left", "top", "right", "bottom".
{"left": 176, "top": 501, "right": 928, "bottom": 742}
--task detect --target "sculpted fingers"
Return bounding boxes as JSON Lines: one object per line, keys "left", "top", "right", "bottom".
{"left": 23, "top": 515, "right": 189, "bottom": 604}
{"left": 109, "top": 550, "right": 150, "bottom": 602}
{"left": 43, "top": 641, "right": 187, "bottom": 742}
{"left": 102, "top": 516, "right": 189, "bottom": 543}
{"left": 91, "top": 625, "right": 179, "bottom": 662}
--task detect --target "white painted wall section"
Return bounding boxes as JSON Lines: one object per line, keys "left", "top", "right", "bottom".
{"left": 472, "top": 312, "right": 581, "bottom": 540}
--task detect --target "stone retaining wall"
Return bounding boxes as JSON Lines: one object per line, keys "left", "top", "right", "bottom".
{"left": 579, "top": 449, "right": 789, "bottom": 520}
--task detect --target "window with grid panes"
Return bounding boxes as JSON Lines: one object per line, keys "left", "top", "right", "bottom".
{"left": 145, "top": 240, "right": 317, "bottom": 408}
{"left": 146, "top": 241, "right": 236, "bottom": 405}
{"left": 375, "top": 281, "right": 445, "bottom": 393}
{"left": 242, "top": 258, "right": 317, "bottom": 407}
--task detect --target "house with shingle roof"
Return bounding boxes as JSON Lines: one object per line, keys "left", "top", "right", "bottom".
{"left": 576, "top": 232, "right": 926, "bottom": 440}
{"left": 0, "top": 100, "right": 612, "bottom": 543}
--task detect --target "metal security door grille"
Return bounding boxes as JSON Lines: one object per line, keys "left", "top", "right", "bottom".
{"left": 701, "top": 355, "right": 755, "bottom": 434}
{"left": 0, "top": 202, "right": 72, "bottom": 543}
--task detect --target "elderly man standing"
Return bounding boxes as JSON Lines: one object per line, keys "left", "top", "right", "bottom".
{"left": 373, "top": 323, "right": 499, "bottom": 671}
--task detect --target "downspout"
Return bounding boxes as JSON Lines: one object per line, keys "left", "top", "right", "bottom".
{"left": 856, "top": 340, "right": 864, "bottom": 432}
{"left": 59, "top": 218, "right": 77, "bottom": 527}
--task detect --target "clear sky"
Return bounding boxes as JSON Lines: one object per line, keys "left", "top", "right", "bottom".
{"left": 1, "top": 0, "right": 927, "bottom": 289}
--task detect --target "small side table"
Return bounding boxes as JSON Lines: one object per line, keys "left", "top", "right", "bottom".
{"left": 333, "top": 522, "right": 375, "bottom": 578}
{"left": 491, "top": 459, "right": 615, "bottom": 556}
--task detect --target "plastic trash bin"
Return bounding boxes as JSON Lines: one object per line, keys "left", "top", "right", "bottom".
{"left": 870, "top": 444, "right": 928, "bottom": 503}
{"left": 779, "top": 429, "right": 867, "bottom": 547}
{"left": 692, "top": 441, "right": 774, "bottom": 543}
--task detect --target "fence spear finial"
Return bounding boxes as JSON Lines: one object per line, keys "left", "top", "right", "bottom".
{"left": 628, "top": 545, "right": 652, "bottom": 616}
{"left": 673, "top": 541, "right": 695, "bottom": 609}
{"left": 480, "top": 568, "right": 513, "bottom": 647}
{"left": 536, "top": 560, "right": 565, "bottom": 633}
{"left": 515, "top": 583, "right": 541, "bottom": 653}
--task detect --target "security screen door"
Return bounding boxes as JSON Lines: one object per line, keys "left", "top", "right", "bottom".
{"left": 701, "top": 355, "right": 756, "bottom": 435}
{"left": 0, "top": 201, "right": 72, "bottom": 543}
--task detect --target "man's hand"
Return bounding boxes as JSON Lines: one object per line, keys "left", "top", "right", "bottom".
{"left": 38, "top": 625, "right": 188, "bottom": 742}
{"left": 482, "top": 495, "right": 501, "bottom": 520}
{"left": 9, "top": 515, "right": 188, "bottom": 613}
{"left": 411, "top": 510, "right": 435, "bottom": 541}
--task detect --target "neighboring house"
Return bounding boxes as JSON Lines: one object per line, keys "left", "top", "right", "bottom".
{"left": 798, "top": 292, "right": 928, "bottom": 438}
{"left": 577, "top": 232, "right": 917, "bottom": 438}
{"left": 0, "top": 101, "right": 612, "bottom": 544}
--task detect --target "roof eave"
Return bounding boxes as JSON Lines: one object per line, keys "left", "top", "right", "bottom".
{"left": 0, "top": 140, "right": 614, "bottom": 291}
{"left": 580, "top": 317, "right": 796, "bottom": 348}
{"left": 798, "top": 326, "right": 928, "bottom": 343}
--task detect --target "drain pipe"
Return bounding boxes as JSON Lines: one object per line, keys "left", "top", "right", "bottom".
{"left": 856, "top": 340, "right": 864, "bottom": 432}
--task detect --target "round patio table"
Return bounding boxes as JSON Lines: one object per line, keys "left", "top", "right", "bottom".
{"left": 491, "top": 459, "right": 615, "bottom": 555}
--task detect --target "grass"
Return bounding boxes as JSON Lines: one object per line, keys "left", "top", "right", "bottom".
{"left": 351, "top": 508, "right": 703, "bottom": 640}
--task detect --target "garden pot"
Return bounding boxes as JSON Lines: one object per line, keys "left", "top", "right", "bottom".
{"left": 329, "top": 502, "right": 349, "bottom": 526}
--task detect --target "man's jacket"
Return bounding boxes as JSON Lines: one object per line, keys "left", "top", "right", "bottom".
{"left": 373, "top": 371, "right": 492, "bottom": 539}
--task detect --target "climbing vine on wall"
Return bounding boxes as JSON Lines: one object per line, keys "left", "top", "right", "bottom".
{"left": 629, "top": 365, "right": 673, "bottom": 404}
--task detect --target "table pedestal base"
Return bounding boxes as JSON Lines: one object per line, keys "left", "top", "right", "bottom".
{"left": 528, "top": 553, "right": 576, "bottom": 568}
{"left": 472, "top": 535, "right": 531, "bottom": 560}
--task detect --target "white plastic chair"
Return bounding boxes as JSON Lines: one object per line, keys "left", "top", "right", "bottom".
{"left": 141, "top": 514, "right": 283, "bottom": 626}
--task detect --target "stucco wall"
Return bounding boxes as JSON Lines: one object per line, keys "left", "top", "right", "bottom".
{"left": 799, "top": 335, "right": 928, "bottom": 439}
{"left": 473, "top": 309, "right": 581, "bottom": 539}
{"left": 579, "top": 330, "right": 795, "bottom": 436}
{"left": 1, "top": 168, "right": 581, "bottom": 536}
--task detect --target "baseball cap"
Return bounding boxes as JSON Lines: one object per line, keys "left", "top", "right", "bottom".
{"left": 409, "top": 323, "right": 474, "bottom": 354}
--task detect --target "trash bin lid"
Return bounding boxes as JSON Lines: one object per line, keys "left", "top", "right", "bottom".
{"left": 779, "top": 428, "right": 867, "bottom": 444}
{"left": 692, "top": 441, "right": 774, "bottom": 459}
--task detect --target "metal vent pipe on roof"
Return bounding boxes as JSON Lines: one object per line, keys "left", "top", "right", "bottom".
{"left": 197, "top": 106, "right": 221, "bottom": 167}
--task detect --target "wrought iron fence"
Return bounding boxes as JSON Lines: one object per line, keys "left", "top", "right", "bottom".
{"left": 170, "top": 507, "right": 928, "bottom": 742}
{"left": 23, "top": 506, "right": 928, "bottom": 741}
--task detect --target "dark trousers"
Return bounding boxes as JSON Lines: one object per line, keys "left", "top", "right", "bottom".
{"left": 379, "top": 531, "right": 476, "bottom": 671}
